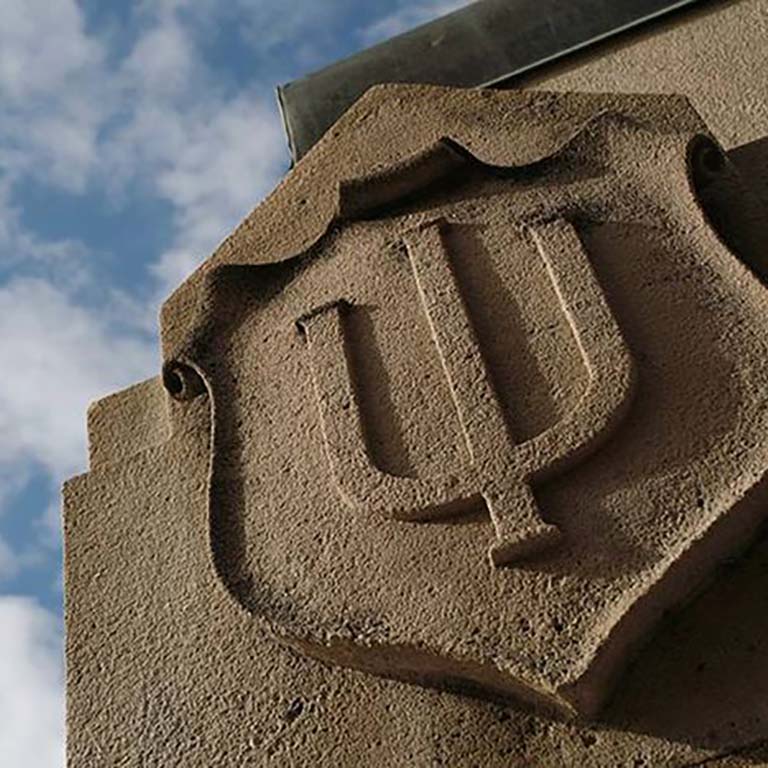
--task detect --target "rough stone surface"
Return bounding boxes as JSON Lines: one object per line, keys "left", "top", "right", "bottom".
{"left": 527, "top": 0, "right": 768, "bottom": 152}
{"left": 155, "top": 84, "right": 768, "bottom": 718}
{"left": 65, "top": 3, "right": 768, "bottom": 766}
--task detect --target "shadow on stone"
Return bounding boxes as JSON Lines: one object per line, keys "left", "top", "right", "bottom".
{"left": 589, "top": 136, "right": 768, "bottom": 757}
{"left": 603, "top": 523, "right": 768, "bottom": 756}
{"left": 720, "top": 136, "right": 768, "bottom": 284}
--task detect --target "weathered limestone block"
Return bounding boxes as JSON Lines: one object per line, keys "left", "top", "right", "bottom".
{"left": 65, "top": 84, "right": 768, "bottom": 766}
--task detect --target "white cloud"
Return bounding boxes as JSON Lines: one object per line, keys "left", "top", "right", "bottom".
{"left": 0, "top": 2, "right": 288, "bottom": 556}
{"left": 0, "top": 0, "right": 96, "bottom": 97}
{"left": 0, "top": 0, "right": 287, "bottom": 482}
{"left": 0, "top": 526, "right": 46, "bottom": 584}
{"left": 0, "top": 536, "right": 20, "bottom": 581}
{"left": 0, "top": 597, "right": 64, "bottom": 767}
{"left": 0, "top": 278, "right": 157, "bottom": 480}
{"left": 121, "top": 12, "right": 196, "bottom": 99}
{"left": 0, "top": 0, "right": 305, "bottom": 571}
{"left": 0, "top": 178, "right": 91, "bottom": 290}
{"left": 148, "top": 93, "right": 286, "bottom": 294}
{"left": 1, "top": 0, "right": 291, "bottom": 299}
{"left": 360, "top": 0, "right": 474, "bottom": 46}
{"left": 0, "top": 0, "right": 109, "bottom": 191}
{"left": 153, "top": 94, "right": 284, "bottom": 239}
{"left": 149, "top": 248, "right": 206, "bottom": 301}
{"left": 104, "top": 6, "right": 288, "bottom": 299}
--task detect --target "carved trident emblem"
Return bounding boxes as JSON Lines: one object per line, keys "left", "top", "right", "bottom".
{"left": 298, "top": 218, "right": 634, "bottom": 567}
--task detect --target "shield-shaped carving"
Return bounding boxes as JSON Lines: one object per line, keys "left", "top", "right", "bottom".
{"left": 159, "top": 86, "right": 768, "bottom": 719}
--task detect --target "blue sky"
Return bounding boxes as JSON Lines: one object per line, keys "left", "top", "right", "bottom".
{"left": 0, "top": 0, "right": 469, "bottom": 763}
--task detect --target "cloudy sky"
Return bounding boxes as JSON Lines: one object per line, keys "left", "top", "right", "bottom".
{"left": 0, "top": 0, "right": 470, "bottom": 763}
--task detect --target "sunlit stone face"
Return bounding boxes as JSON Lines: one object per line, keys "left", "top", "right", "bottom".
{"left": 157, "top": 95, "right": 768, "bottom": 717}
{"left": 65, "top": 82, "right": 768, "bottom": 768}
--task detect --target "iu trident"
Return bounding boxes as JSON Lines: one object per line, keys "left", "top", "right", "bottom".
{"left": 298, "top": 218, "right": 635, "bottom": 567}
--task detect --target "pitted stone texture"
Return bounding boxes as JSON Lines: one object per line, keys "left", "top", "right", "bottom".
{"left": 528, "top": 0, "right": 768, "bottom": 153}
{"left": 64, "top": 3, "right": 768, "bottom": 765}
{"left": 149, "top": 86, "right": 768, "bottom": 719}
{"left": 528, "top": 0, "right": 768, "bottom": 284}
{"left": 87, "top": 377, "right": 169, "bottom": 468}
{"left": 63, "top": 386, "right": 768, "bottom": 765}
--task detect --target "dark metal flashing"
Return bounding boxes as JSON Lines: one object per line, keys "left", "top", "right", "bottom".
{"left": 277, "top": 0, "right": 708, "bottom": 162}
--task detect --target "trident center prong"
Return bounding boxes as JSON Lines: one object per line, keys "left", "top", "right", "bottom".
{"left": 483, "top": 485, "right": 563, "bottom": 567}
{"left": 297, "top": 218, "right": 635, "bottom": 568}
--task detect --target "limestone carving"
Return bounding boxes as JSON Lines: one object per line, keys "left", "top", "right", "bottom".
{"left": 147, "top": 88, "right": 768, "bottom": 720}
{"left": 66, "top": 84, "right": 768, "bottom": 762}
{"left": 298, "top": 218, "right": 634, "bottom": 567}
